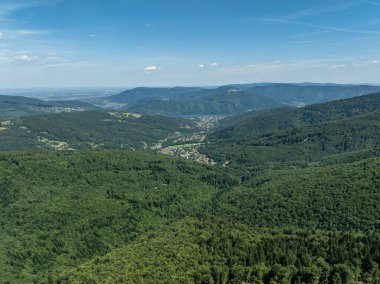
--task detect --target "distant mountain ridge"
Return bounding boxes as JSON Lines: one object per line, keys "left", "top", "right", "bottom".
{"left": 109, "top": 87, "right": 204, "bottom": 105}
{"left": 128, "top": 86, "right": 282, "bottom": 115}
{"left": 99, "top": 83, "right": 380, "bottom": 116}
{"left": 3, "top": 83, "right": 380, "bottom": 118}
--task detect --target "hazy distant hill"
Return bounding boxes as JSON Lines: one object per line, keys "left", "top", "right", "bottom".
{"left": 128, "top": 86, "right": 282, "bottom": 115}
{"left": 101, "top": 83, "right": 380, "bottom": 116}
{"left": 0, "top": 95, "right": 96, "bottom": 119}
{"left": 99, "top": 87, "right": 202, "bottom": 105}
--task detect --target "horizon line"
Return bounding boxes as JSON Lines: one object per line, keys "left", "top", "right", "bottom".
{"left": 1, "top": 82, "right": 380, "bottom": 90}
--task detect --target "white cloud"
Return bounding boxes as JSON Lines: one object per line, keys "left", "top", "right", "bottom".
{"left": 328, "top": 64, "right": 346, "bottom": 69}
{"left": 198, "top": 64, "right": 204, "bottom": 68}
{"left": 0, "top": 31, "right": 3, "bottom": 39}
{"left": 14, "top": 55, "right": 40, "bottom": 61}
{"left": 17, "top": 29, "right": 50, "bottom": 35}
{"left": 209, "top": 62, "right": 218, "bottom": 67}
{"left": 372, "top": 60, "right": 379, "bottom": 64}
{"left": 144, "top": 66, "right": 159, "bottom": 71}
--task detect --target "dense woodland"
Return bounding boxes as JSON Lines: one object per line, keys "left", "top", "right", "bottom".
{"left": 204, "top": 93, "right": 380, "bottom": 167}
{"left": 0, "top": 111, "right": 199, "bottom": 151}
{"left": 0, "top": 92, "right": 379, "bottom": 283}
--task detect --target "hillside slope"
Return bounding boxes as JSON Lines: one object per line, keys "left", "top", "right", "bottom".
{"left": 0, "top": 151, "right": 379, "bottom": 283}
{"left": 0, "top": 110, "right": 199, "bottom": 151}
{"left": 213, "top": 92, "right": 380, "bottom": 139}
{"left": 60, "top": 157, "right": 380, "bottom": 284}
{"left": 204, "top": 93, "right": 380, "bottom": 166}
{"left": 0, "top": 151, "right": 219, "bottom": 283}
{"left": 0, "top": 95, "right": 95, "bottom": 119}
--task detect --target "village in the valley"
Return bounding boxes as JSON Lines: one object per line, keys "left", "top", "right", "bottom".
{"left": 152, "top": 116, "right": 221, "bottom": 165}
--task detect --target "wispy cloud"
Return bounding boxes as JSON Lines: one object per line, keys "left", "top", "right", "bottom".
{"left": 360, "top": 0, "right": 380, "bottom": 6}
{"left": 0, "top": 1, "right": 41, "bottom": 21}
{"left": 17, "top": 29, "right": 51, "bottom": 36}
{"left": 9, "top": 52, "right": 72, "bottom": 66}
{"left": 198, "top": 64, "right": 205, "bottom": 68}
{"left": 353, "top": 59, "right": 380, "bottom": 67}
{"left": 14, "top": 54, "right": 40, "bottom": 61}
{"left": 283, "top": 1, "right": 358, "bottom": 20}
{"left": 211, "top": 58, "right": 370, "bottom": 77}
{"left": 328, "top": 64, "right": 347, "bottom": 69}
{"left": 258, "top": 18, "right": 380, "bottom": 35}
{"left": 144, "top": 66, "right": 160, "bottom": 75}
{"left": 209, "top": 62, "right": 218, "bottom": 67}
{"left": 0, "top": 29, "right": 54, "bottom": 40}
{"left": 144, "top": 66, "right": 159, "bottom": 71}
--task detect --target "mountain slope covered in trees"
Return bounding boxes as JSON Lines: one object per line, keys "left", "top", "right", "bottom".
{"left": 0, "top": 110, "right": 199, "bottom": 151}
{"left": 0, "top": 149, "right": 379, "bottom": 283}
{"left": 212, "top": 92, "right": 380, "bottom": 139}
{"left": 60, "top": 157, "right": 380, "bottom": 284}
{"left": 0, "top": 151, "right": 219, "bottom": 283}
{"left": 203, "top": 93, "right": 380, "bottom": 167}
{"left": 0, "top": 95, "right": 96, "bottom": 119}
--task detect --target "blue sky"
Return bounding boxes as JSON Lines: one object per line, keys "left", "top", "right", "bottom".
{"left": 1, "top": 0, "right": 380, "bottom": 87}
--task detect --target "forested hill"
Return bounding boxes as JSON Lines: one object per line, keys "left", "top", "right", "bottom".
{"left": 203, "top": 92, "right": 380, "bottom": 167}
{"left": 60, "top": 156, "right": 380, "bottom": 283}
{"left": 0, "top": 95, "right": 96, "bottom": 119}
{"left": 211, "top": 92, "right": 380, "bottom": 139}
{"left": 0, "top": 151, "right": 222, "bottom": 283}
{"left": 1, "top": 147, "right": 379, "bottom": 282}
{"left": 111, "top": 83, "right": 380, "bottom": 116}
{"left": 0, "top": 110, "right": 199, "bottom": 151}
